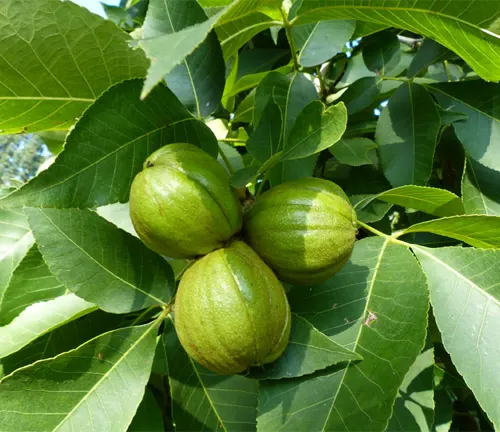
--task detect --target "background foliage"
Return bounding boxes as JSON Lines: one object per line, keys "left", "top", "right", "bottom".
{"left": 1, "top": 0, "right": 499, "bottom": 431}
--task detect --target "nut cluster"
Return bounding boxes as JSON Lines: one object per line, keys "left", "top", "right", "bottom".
{"left": 130, "top": 143, "right": 356, "bottom": 374}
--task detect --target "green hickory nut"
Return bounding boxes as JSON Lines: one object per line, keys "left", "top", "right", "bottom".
{"left": 129, "top": 143, "right": 242, "bottom": 258}
{"left": 174, "top": 240, "right": 291, "bottom": 375}
{"left": 244, "top": 177, "right": 357, "bottom": 286}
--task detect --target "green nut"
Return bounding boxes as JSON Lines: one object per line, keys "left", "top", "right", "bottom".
{"left": 129, "top": 143, "right": 242, "bottom": 258}
{"left": 174, "top": 240, "right": 291, "bottom": 375}
{"left": 244, "top": 177, "right": 357, "bottom": 286}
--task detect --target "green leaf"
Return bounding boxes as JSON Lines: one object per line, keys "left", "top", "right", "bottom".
{"left": 429, "top": 82, "right": 500, "bottom": 171}
{"left": 408, "top": 39, "right": 452, "bottom": 78}
{"left": 226, "top": 64, "right": 293, "bottom": 98}
{"left": 139, "top": 12, "right": 222, "bottom": 98}
{"left": 402, "top": 215, "right": 500, "bottom": 249}
{"left": 387, "top": 345, "right": 435, "bottom": 432}
{"left": 0, "top": 310, "right": 125, "bottom": 375}
{"left": 433, "top": 390, "right": 454, "bottom": 432}
{"left": 413, "top": 246, "right": 500, "bottom": 428}
{"left": 0, "top": 209, "right": 34, "bottom": 302}
{"left": 140, "top": 0, "right": 281, "bottom": 96}
{"left": 362, "top": 31, "right": 401, "bottom": 75}
{"left": 247, "top": 99, "right": 283, "bottom": 163}
{"left": 294, "top": 1, "right": 500, "bottom": 83}
{"left": 163, "top": 317, "right": 259, "bottom": 431}
{"left": 217, "top": 13, "right": 282, "bottom": 60}
{"left": 218, "top": 142, "right": 245, "bottom": 174}
{"left": 462, "top": 157, "right": 500, "bottom": 216}
{"left": 0, "top": 245, "right": 64, "bottom": 325}
{"left": 0, "top": 80, "right": 217, "bottom": 209}
{"left": 254, "top": 72, "right": 319, "bottom": 186}
{"left": 282, "top": 101, "right": 347, "bottom": 161}
{"left": 143, "top": 0, "right": 225, "bottom": 117}
{"left": 237, "top": 48, "right": 288, "bottom": 78}
{"left": 0, "top": 322, "right": 160, "bottom": 431}
{"left": 24, "top": 208, "right": 174, "bottom": 313}
{"left": 0, "top": 294, "right": 95, "bottom": 358}
{"left": 259, "top": 237, "right": 429, "bottom": 431}
{"left": 292, "top": 20, "right": 355, "bottom": 67}
{"left": 376, "top": 82, "right": 441, "bottom": 187}
{"left": 129, "top": 389, "right": 164, "bottom": 431}
{"left": 233, "top": 89, "right": 255, "bottom": 123}
{"left": 96, "top": 202, "right": 137, "bottom": 237}
{"left": 367, "top": 185, "right": 465, "bottom": 218}
{"left": 249, "top": 314, "right": 360, "bottom": 380}
{"left": 0, "top": 0, "right": 147, "bottom": 134}
{"left": 37, "top": 131, "right": 67, "bottom": 155}
{"left": 230, "top": 167, "right": 259, "bottom": 188}
{"left": 330, "top": 137, "right": 378, "bottom": 167}
{"left": 339, "top": 76, "right": 382, "bottom": 115}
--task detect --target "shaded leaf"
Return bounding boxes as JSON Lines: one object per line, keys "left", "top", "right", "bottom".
{"left": 430, "top": 81, "right": 500, "bottom": 171}
{"left": 143, "top": 0, "right": 225, "bottom": 117}
{"left": 247, "top": 99, "right": 282, "bottom": 163}
{"left": 227, "top": 64, "right": 293, "bottom": 98}
{"left": 218, "top": 142, "right": 245, "bottom": 174}
{"left": 293, "top": 20, "right": 355, "bottom": 67}
{"left": 0, "top": 0, "right": 147, "bottom": 134}
{"left": 0, "top": 310, "right": 126, "bottom": 375}
{"left": 462, "top": 157, "right": 500, "bottom": 216}
{"left": 0, "top": 209, "right": 34, "bottom": 302}
{"left": 163, "top": 317, "right": 259, "bottom": 431}
{"left": 294, "top": 1, "right": 500, "bottom": 83}
{"left": 413, "top": 246, "right": 500, "bottom": 427}
{"left": 0, "top": 80, "right": 217, "bottom": 209}
{"left": 129, "top": 389, "right": 164, "bottom": 431}
{"left": 0, "top": 245, "right": 64, "bottom": 325}
{"left": 376, "top": 82, "right": 441, "bottom": 187}
{"left": 258, "top": 237, "right": 429, "bottom": 430}
{"left": 0, "top": 294, "right": 95, "bottom": 358}
{"left": 282, "top": 101, "right": 347, "bottom": 161}
{"left": 233, "top": 89, "right": 255, "bottom": 123}
{"left": 339, "top": 76, "right": 382, "bottom": 115}
{"left": 230, "top": 166, "right": 259, "bottom": 188}
{"left": 0, "top": 322, "right": 160, "bottom": 431}
{"left": 25, "top": 208, "right": 174, "bottom": 313}
{"left": 330, "top": 137, "right": 378, "bottom": 167}
{"left": 387, "top": 346, "right": 435, "bottom": 432}
{"left": 402, "top": 215, "right": 500, "bottom": 249}
{"left": 237, "top": 48, "right": 288, "bottom": 78}
{"left": 362, "top": 31, "right": 401, "bottom": 75}
{"left": 254, "top": 72, "right": 319, "bottom": 186}
{"left": 408, "top": 39, "right": 452, "bottom": 78}
{"left": 249, "top": 314, "right": 360, "bottom": 380}
{"left": 434, "top": 389, "right": 454, "bottom": 432}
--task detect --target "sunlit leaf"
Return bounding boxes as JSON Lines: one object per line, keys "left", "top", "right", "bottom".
{"left": 402, "top": 215, "right": 500, "bottom": 249}
{"left": 0, "top": 322, "right": 160, "bottom": 431}
{"left": 294, "top": 1, "right": 500, "bottom": 83}
{"left": 259, "top": 237, "right": 429, "bottom": 430}
{"left": 0, "top": 0, "right": 147, "bottom": 134}
{"left": 24, "top": 208, "right": 174, "bottom": 313}
{"left": 0, "top": 245, "right": 64, "bottom": 325}
{"left": 0, "top": 80, "right": 217, "bottom": 209}
{"left": 414, "top": 246, "right": 500, "bottom": 427}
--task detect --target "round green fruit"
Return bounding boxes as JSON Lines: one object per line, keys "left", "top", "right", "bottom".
{"left": 174, "top": 240, "right": 291, "bottom": 375}
{"left": 243, "top": 177, "right": 357, "bottom": 286}
{"left": 129, "top": 143, "right": 242, "bottom": 258}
